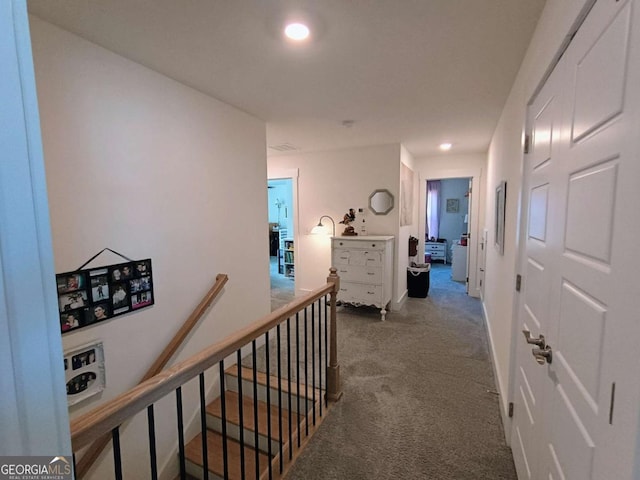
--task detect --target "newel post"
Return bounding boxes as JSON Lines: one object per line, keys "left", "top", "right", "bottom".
{"left": 326, "top": 267, "right": 343, "bottom": 401}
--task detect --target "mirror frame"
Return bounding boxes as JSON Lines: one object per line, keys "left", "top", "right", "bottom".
{"left": 368, "top": 189, "right": 394, "bottom": 215}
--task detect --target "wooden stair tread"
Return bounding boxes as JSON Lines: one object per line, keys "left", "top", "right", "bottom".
{"left": 207, "top": 391, "right": 293, "bottom": 441}
{"left": 225, "top": 365, "right": 322, "bottom": 399}
{"left": 185, "top": 430, "right": 270, "bottom": 480}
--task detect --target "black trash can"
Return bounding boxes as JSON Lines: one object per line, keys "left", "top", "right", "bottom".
{"left": 407, "top": 264, "right": 431, "bottom": 298}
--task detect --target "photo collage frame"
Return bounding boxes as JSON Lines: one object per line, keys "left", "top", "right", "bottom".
{"left": 64, "top": 341, "right": 106, "bottom": 406}
{"left": 56, "top": 259, "right": 154, "bottom": 334}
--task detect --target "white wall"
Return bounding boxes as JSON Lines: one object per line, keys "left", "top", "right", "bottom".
{"left": 30, "top": 16, "right": 270, "bottom": 478}
{"left": 483, "top": 0, "right": 594, "bottom": 426}
{"left": 268, "top": 144, "right": 403, "bottom": 302}
{"left": 397, "top": 145, "right": 419, "bottom": 304}
{"left": 415, "top": 153, "right": 486, "bottom": 298}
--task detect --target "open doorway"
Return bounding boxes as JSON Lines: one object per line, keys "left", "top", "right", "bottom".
{"left": 425, "top": 177, "right": 471, "bottom": 292}
{"left": 267, "top": 178, "right": 295, "bottom": 310}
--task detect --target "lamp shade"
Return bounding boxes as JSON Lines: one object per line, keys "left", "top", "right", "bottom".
{"left": 311, "top": 215, "right": 336, "bottom": 236}
{"left": 311, "top": 224, "right": 328, "bottom": 235}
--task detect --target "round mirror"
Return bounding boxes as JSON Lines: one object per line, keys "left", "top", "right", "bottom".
{"left": 368, "top": 189, "right": 394, "bottom": 215}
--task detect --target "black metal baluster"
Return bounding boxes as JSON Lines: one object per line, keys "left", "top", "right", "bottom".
{"left": 296, "top": 312, "right": 301, "bottom": 448}
{"left": 318, "top": 299, "right": 322, "bottom": 417}
{"left": 236, "top": 350, "right": 246, "bottom": 480}
{"left": 277, "top": 324, "right": 283, "bottom": 473}
{"left": 287, "top": 317, "right": 293, "bottom": 459}
{"left": 324, "top": 294, "right": 329, "bottom": 408}
{"left": 112, "top": 427, "right": 123, "bottom": 480}
{"left": 176, "top": 387, "right": 186, "bottom": 480}
{"left": 312, "top": 302, "right": 316, "bottom": 425}
{"left": 147, "top": 404, "right": 158, "bottom": 480}
{"left": 265, "top": 331, "right": 273, "bottom": 480}
{"left": 199, "top": 373, "right": 209, "bottom": 480}
{"left": 252, "top": 340, "right": 260, "bottom": 479}
{"left": 219, "top": 360, "right": 229, "bottom": 480}
{"left": 304, "top": 307, "right": 309, "bottom": 436}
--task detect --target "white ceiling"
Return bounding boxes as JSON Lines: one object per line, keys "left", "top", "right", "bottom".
{"left": 28, "top": 0, "right": 546, "bottom": 158}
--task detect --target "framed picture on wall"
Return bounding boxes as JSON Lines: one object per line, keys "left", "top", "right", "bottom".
{"left": 56, "top": 258, "right": 153, "bottom": 334}
{"left": 446, "top": 198, "right": 459, "bottom": 213}
{"left": 495, "top": 181, "right": 507, "bottom": 255}
{"left": 64, "top": 341, "right": 106, "bottom": 406}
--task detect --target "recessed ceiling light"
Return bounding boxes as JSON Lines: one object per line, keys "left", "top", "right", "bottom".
{"left": 439, "top": 143, "right": 453, "bottom": 151}
{"left": 284, "top": 22, "right": 310, "bottom": 41}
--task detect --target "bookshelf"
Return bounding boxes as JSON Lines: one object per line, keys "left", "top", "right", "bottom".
{"left": 282, "top": 239, "right": 294, "bottom": 277}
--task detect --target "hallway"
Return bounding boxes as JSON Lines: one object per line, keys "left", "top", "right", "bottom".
{"left": 285, "top": 263, "right": 515, "bottom": 479}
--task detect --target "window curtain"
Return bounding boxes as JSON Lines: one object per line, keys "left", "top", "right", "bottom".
{"left": 426, "top": 180, "right": 440, "bottom": 240}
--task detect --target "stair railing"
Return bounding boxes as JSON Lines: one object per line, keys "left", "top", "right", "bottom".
{"left": 70, "top": 268, "right": 341, "bottom": 479}
{"left": 74, "top": 273, "right": 229, "bottom": 479}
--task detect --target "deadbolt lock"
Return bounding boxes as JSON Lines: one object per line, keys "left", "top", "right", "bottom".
{"left": 532, "top": 346, "right": 553, "bottom": 365}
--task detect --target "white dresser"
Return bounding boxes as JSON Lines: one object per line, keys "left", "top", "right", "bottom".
{"left": 331, "top": 236, "right": 394, "bottom": 321}
{"left": 425, "top": 241, "right": 447, "bottom": 264}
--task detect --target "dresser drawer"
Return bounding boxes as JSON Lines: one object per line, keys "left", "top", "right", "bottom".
{"left": 332, "top": 239, "right": 386, "bottom": 251}
{"left": 333, "top": 249, "right": 383, "bottom": 267}
{"left": 425, "top": 243, "right": 445, "bottom": 253}
{"left": 335, "top": 265, "right": 382, "bottom": 284}
{"left": 338, "top": 282, "right": 383, "bottom": 306}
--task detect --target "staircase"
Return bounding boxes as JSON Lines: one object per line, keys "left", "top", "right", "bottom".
{"left": 68, "top": 274, "right": 341, "bottom": 480}
{"left": 184, "top": 366, "right": 325, "bottom": 480}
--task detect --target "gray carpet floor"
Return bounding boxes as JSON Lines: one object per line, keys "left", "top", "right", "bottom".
{"left": 270, "top": 256, "right": 296, "bottom": 312}
{"left": 271, "top": 262, "right": 516, "bottom": 480}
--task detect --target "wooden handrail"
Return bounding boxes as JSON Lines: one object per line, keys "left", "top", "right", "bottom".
{"left": 74, "top": 274, "right": 229, "bottom": 478}
{"left": 141, "top": 273, "right": 229, "bottom": 381}
{"left": 71, "top": 270, "right": 340, "bottom": 452}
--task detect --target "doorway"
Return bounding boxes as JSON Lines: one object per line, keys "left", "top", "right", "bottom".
{"left": 267, "top": 178, "right": 295, "bottom": 310}
{"left": 425, "top": 177, "right": 472, "bottom": 292}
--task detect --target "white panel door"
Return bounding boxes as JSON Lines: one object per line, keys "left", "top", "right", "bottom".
{"left": 511, "top": 58, "right": 563, "bottom": 480}
{"left": 512, "top": 0, "right": 640, "bottom": 478}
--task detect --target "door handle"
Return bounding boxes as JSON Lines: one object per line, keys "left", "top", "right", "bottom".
{"left": 522, "top": 330, "right": 546, "bottom": 348}
{"left": 532, "top": 346, "right": 552, "bottom": 365}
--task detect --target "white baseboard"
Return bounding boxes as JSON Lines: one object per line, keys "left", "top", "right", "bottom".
{"left": 482, "top": 301, "right": 511, "bottom": 444}
{"left": 391, "top": 289, "right": 408, "bottom": 311}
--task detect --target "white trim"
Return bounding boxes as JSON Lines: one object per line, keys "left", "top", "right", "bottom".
{"left": 268, "top": 168, "right": 300, "bottom": 295}
{"left": 417, "top": 167, "right": 483, "bottom": 299}
{"left": 482, "top": 301, "right": 510, "bottom": 443}
{"left": 392, "top": 289, "right": 408, "bottom": 311}
{"left": 0, "top": 0, "right": 71, "bottom": 456}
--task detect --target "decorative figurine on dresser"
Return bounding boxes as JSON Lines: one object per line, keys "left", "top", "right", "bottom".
{"left": 331, "top": 235, "right": 394, "bottom": 321}
{"left": 339, "top": 208, "right": 358, "bottom": 236}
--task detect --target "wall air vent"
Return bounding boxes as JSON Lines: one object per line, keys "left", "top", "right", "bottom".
{"left": 268, "top": 143, "right": 299, "bottom": 152}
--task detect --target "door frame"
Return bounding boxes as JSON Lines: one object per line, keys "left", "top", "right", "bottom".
{"left": 267, "top": 168, "right": 299, "bottom": 294}
{"left": 417, "top": 167, "right": 482, "bottom": 298}
{"left": 0, "top": 0, "right": 72, "bottom": 456}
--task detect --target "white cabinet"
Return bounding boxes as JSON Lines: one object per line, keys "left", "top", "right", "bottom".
{"left": 425, "top": 241, "right": 447, "bottom": 264}
{"left": 331, "top": 236, "right": 394, "bottom": 321}
{"left": 451, "top": 243, "right": 467, "bottom": 282}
